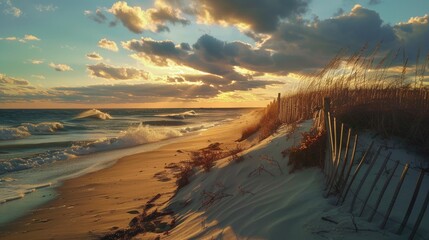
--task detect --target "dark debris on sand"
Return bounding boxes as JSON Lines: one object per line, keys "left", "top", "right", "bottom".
{"left": 100, "top": 193, "right": 175, "bottom": 240}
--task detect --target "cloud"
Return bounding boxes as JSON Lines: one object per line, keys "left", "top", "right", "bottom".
{"left": 0, "top": 73, "right": 29, "bottom": 86}
{"left": 98, "top": 38, "right": 119, "bottom": 52}
{"left": 177, "top": 74, "right": 282, "bottom": 92}
{"left": 109, "top": 1, "right": 157, "bottom": 33}
{"left": 3, "top": 0, "right": 21, "bottom": 17}
{"left": 52, "top": 83, "right": 220, "bottom": 103}
{"left": 86, "top": 52, "right": 103, "bottom": 61}
{"left": 109, "top": 1, "right": 189, "bottom": 33}
{"left": 35, "top": 4, "right": 57, "bottom": 12}
{"left": 24, "top": 34, "right": 40, "bottom": 41}
{"left": 120, "top": 7, "right": 429, "bottom": 81}
{"left": 31, "top": 75, "right": 46, "bottom": 79}
{"left": 253, "top": 5, "right": 400, "bottom": 73}
{"left": 394, "top": 14, "right": 429, "bottom": 58}
{"left": 0, "top": 36, "right": 17, "bottom": 41}
{"left": 49, "top": 63, "right": 73, "bottom": 72}
{"left": 0, "top": 73, "right": 56, "bottom": 102}
{"left": 268, "top": 5, "right": 396, "bottom": 50}
{"left": 260, "top": 6, "right": 429, "bottom": 70}
{"left": 157, "top": 0, "right": 309, "bottom": 32}
{"left": 87, "top": 62, "right": 148, "bottom": 80}
{"left": 122, "top": 38, "right": 185, "bottom": 66}
{"left": 123, "top": 35, "right": 284, "bottom": 91}
{"left": 30, "top": 59, "right": 44, "bottom": 64}
{"left": 150, "top": 6, "right": 190, "bottom": 26}
{"left": 0, "top": 34, "right": 41, "bottom": 43}
{"left": 85, "top": 9, "right": 108, "bottom": 24}
{"left": 123, "top": 34, "right": 288, "bottom": 76}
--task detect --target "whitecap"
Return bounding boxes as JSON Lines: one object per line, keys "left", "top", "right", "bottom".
{"left": 74, "top": 109, "right": 112, "bottom": 120}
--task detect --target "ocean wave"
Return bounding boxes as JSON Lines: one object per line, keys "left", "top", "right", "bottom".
{"left": 143, "top": 120, "right": 188, "bottom": 126}
{"left": 0, "top": 122, "right": 64, "bottom": 140}
{"left": 0, "top": 182, "right": 52, "bottom": 204}
{"left": 74, "top": 109, "right": 112, "bottom": 120}
{"left": 0, "top": 123, "right": 182, "bottom": 174}
{"left": 156, "top": 110, "right": 198, "bottom": 119}
{"left": 67, "top": 123, "right": 182, "bottom": 155}
{"left": 0, "top": 122, "right": 217, "bottom": 175}
{"left": 0, "top": 150, "right": 76, "bottom": 174}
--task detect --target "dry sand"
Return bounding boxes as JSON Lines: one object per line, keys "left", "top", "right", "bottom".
{"left": 0, "top": 111, "right": 260, "bottom": 240}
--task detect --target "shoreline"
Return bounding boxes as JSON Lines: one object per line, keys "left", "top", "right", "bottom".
{"left": 0, "top": 110, "right": 259, "bottom": 239}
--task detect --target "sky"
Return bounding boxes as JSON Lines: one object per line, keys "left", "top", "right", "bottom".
{"left": 0, "top": 0, "right": 428, "bottom": 108}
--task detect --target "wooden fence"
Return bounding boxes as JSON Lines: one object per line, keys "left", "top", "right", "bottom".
{"left": 319, "top": 97, "right": 428, "bottom": 239}
{"left": 273, "top": 93, "right": 429, "bottom": 239}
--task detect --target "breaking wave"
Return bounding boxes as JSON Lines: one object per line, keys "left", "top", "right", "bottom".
{"left": 74, "top": 109, "right": 112, "bottom": 120}
{"left": 156, "top": 110, "right": 198, "bottom": 119}
{"left": 0, "top": 122, "right": 64, "bottom": 140}
{"left": 0, "top": 123, "right": 183, "bottom": 175}
{"left": 67, "top": 123, "right": 182, "bottom": 155}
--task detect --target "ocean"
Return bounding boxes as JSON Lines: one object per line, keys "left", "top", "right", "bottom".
{"left": 0, "top": 108, "right": 251, "bottom": 225}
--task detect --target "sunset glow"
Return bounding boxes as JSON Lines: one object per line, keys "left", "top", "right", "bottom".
{"left": 1, "top": 0, "right": 428, "bottom": 108}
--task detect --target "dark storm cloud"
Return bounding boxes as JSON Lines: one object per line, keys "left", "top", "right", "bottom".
{"left": 393, "top": 15, "right": 429, "bottom": 59}
{"left": 187, "top": 0, "right": 310, "bottom": 32}
{"left": 123, "top": 33, "right": 319, "bottom": 76}
{"left": 123, "top": 38, "right": 186, "bottom": 65}
{"left": 118, "top": 4, "right": 429, "bottom": 95}
{"left": 122, "top": 35, "right": 284, "bottom": 92}
{"left": 263, "top": 6, "right": 429, "bottom": 67}
{"left": 266, "top": 5, "right": 397, "bottom": 55}
{"left": 123, "top": 38, "right": 184, "bottom": 57}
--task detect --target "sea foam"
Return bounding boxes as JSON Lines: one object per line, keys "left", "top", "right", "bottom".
{"left": 67, "top": 123, "right": 182, "bottom": 155}
{"left": 0, "top": 123, "right": 182, "bottom": 174}
{"left": 0, "top": 122, "right": 64, "bottom": 140}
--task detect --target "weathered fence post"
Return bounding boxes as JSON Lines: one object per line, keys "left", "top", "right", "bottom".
{"left": 409, "top": 189, "right": 429, "bottom": 240}
{"left": 380, "top": 163, "right": 409, "bottom": 229}
{"left": 359, "top": 152, "right": 391, "bottom": 217}
{"left": 326, "top": 123, "right": 344, "bottom": 195}
{"left": 397, "top": 169, "right": 425, "bottom": 234}
{"left": 368, "top": 161, "right": 400, "bottom": 222}
{"left": 339, "top": 141, "right": 374, "bottom": 205}
{"left": 331, "top": 128, "right": 352, "bottom": 196}
{"left": 349, "top": 146, "right": 382, "bottom": 213}
{"left": 328, "top": 113, "right": 335, "bottom": 160}
{"left": 336, "top": 134, "right": 358, "bottom": 205}
{"left": 323, "top": 97, "right": 332, "bottom": 177}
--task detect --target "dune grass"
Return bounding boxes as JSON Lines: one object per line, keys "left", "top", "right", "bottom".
{"left": 239, "top": 100, "right": 281, "bottom": 141}
{"left": 275, "top": 45, "right": 429, "bottom": 153}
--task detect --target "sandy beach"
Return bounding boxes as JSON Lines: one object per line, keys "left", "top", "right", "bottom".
{"left": 0, "top": 111, "right": 259, "bottom": 240}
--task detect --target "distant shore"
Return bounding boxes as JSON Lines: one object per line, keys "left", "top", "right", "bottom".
{"left": 0, "top": 110, "right": 259, "bottom": 239}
